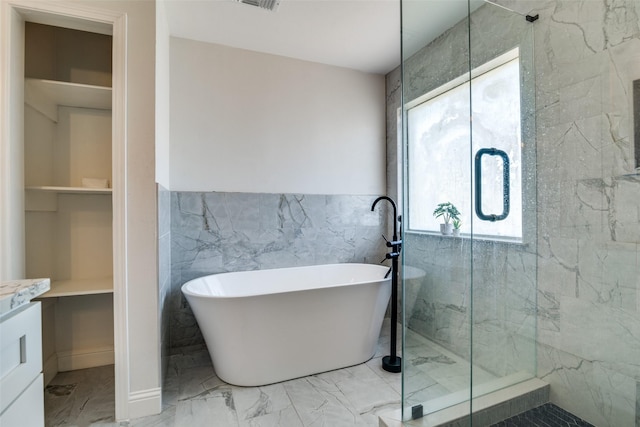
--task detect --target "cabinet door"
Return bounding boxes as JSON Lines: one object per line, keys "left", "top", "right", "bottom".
{"left": 0, "top": 374, "right": 44, "bottom": 427}
{"left": 0, "top": 302, "right": 42, "bottom": 414}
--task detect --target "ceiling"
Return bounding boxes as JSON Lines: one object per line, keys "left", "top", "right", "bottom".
{"left": 164, "top": 0, "right": 486, "bottom": 75}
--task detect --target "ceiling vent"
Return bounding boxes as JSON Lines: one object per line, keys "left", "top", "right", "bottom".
{"left": 237, "top": 0, "right": 280, "bottom": 12}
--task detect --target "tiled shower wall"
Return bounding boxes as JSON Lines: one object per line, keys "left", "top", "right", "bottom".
{"left": 387, "top": 1, "right": 640, "bottom": 426}
{"left": 168, "top": 192, "right": 389, "bottom": 349}
{"left": 158, "top": 184, "right": 171, "bottom": 382}
{"left": 522, "top": 1, "right": 640, "bottom": 426}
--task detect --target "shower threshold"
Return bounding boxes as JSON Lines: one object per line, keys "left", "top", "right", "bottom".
{"left": 379, "top": 376, "right": 549, "bottom": 427}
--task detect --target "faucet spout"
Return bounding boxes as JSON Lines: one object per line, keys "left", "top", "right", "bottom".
{"left": 371, "top": 196, "right": 398, "bottom": 240}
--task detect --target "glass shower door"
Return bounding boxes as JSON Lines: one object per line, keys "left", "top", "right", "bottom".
{"left": 400, "top": 0, "right": 475, "bottom": 419}
{"left": 468, "top": 0, "right": 537, "bottom": 414}
{"left": 400, "top": 0, "right": 537, "bottom": 422}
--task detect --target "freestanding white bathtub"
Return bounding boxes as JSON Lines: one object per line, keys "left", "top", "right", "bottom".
{"left": 181, "top": 263, "right": 391, "bottom": 386}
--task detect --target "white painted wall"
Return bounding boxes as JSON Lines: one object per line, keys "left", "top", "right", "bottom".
{"left": 0, "top": 4, "right": 25, "bottom": 281}
{"left": 66, "top": 0, "right": 160, "bottom": 418}
{"left": 155, "top": 0, "right": 170, "bottom": 189}
{"left": 170, "top": 37, "right": 386, "bottom": 195}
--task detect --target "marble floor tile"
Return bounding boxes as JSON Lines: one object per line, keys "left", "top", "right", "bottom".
{"left": 365, "top": 356, "right": 402, "bottom": 393}
{"left": 237, "top": 406, "right": 304, "bottom": 427}
{"left": 325, "top": 366, "right": 399, "bottom": 414}
{"left": 404, "top": 371, "right": 450, "bottom": 406}
{"left": 175, "top": 394, "right": 238, "bottom": 426}
{"left": 232, "top": 383, "right": 292, "bottom": 422}
{"left": 129, "top": 407, "right": 176, "bottom": 427}
{"left": 282, "top": 376, "right": 371, "bottom": 426}
{"left": 45, "top": 365, "right": 116, "bottom": 427}
{"left": 44, "top": 323, "right": 516, "bottom": 427}
{"left": 175, "top": 364, "right": 221, "bottom": 401}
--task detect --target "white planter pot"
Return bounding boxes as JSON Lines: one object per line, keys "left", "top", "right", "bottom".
{"left": 440, "top": 223, "right": 453, "bottom": 235}
{"left": 452, "top": 228, "right": 460, "bottom": 237}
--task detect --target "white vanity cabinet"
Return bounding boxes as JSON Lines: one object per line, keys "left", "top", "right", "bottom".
{"left": 0, "top": 301, "right": 45, "bottom": 427}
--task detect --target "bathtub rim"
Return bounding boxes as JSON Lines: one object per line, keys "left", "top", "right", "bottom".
{"left": 181, "top": 262, "right": 392, "bottom": 299}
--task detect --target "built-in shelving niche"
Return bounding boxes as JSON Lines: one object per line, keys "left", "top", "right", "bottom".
{"left": 25, "top": 75, "right": 114, "bottom": 384}
{"left": 25, "top": 77, "right": 113, "bottom": 296}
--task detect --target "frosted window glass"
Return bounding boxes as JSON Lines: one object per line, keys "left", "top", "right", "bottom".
{"left": 407, "top": 58, "right": 522, "bottom": 240}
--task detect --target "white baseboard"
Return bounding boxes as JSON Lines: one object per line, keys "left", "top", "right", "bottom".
{"left": 57, "top": 346, "right": 114, "bottom": 372}
{"left": 128, "top": 388, "right": 162, "bottom": 419}
{"left": 43, "top": 353, "right": 58, "bottom": 386}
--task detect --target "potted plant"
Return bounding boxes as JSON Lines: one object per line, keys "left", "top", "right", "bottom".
{"left": 433, "top": 202, "right": 460, "bottom": 236}
{"left": 452, "top": 218, "right": 462, "bottom": 237}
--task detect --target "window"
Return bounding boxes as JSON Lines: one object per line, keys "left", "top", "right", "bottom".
{"left": 406, "top": 49, "right": 523, "bottom": 241}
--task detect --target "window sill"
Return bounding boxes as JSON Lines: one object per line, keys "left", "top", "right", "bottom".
{"left": 405, "top": 229, "right": 530, "bottom": 247}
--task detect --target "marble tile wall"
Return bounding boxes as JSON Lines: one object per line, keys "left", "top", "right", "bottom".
{"left": 169, "top": 191, "right": 389, "bottom": 350}
{"left": 158, "top": 184, "right": 172, "bottom": 385}
{"left": 388, "top": 1, "right": 640, "bottom": 426}
{"left": 525, "top": 1, "right": 640, "bottom": 426}
{"left": 401, "top": 235, "right": 538, "bottom": 379}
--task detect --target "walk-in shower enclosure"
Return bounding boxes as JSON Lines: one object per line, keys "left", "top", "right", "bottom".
{"left": 394, "top": 0, "right": 640, "bottom": 425}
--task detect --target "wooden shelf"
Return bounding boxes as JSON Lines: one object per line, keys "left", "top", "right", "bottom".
{"left": 26, "top": 186, "right": 112, "bottom": 195}
{"left": 38, "top": 278, "right": 113, "bottom": 298}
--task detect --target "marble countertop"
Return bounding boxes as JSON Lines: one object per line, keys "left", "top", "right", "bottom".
{"left": 0, "top": 278, "right": 50, "bottom": 316}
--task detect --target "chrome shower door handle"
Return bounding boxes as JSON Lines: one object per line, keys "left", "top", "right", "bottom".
{"left": 475, "top": 148, "right": 510, "bottom": 222}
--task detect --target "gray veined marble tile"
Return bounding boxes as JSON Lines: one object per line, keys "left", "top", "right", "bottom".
{"left": 218, "top": 192, "right": 262, "bottom": 232}
{"left": 175, "top": 395, "right": 238, "bottom": 427}
{"left": 603, "top": 0, "right": 640, "bottom": 47}
{"left": 44, "top": 365, "right": 116, "bottom": 427}
{"left": 176, "top": 364, "right": 221, "bottom": 401}
{"left": 282, "top": 377, "right": 370, "bottom": 427}
{"left": 537, "top": 342, "right": 636, "bottom": 427}
{"left": 169, "top": 191, "right": 389, "bottom": 350}
{"left": 237, "top": 406, "right": 303, "bottom": 427}
{"left": 47, "top": 325, "right": 536, "bottom": 427}
{"left": 403, "top": 376, "right": 450, "bottom": 408}
{"left": 158, "top": 185, "right": 171, "bottom": 230}
{"left": 537, "top": 236, "right": 579, "bottom": 297}
{"left": 364, "top": 357, "right": 402, "bottom": 394}
{"left": 556, "top": 295, "right": 640, "bottom": 370}
{"left": 612, "top": 177, "right": 640, "bottom": 243}
{"left": 129, "top": 406, "right": 176, "bottom": 427}
{"left": 275, "top": 194, "right": 327, "bottom": 230}
{"left": 232, "top": 383, "right": 292, "bottom": 422}
{"left": 544, "top": 1, "right": 607, "bottom": 57}
{"left": 171, "top": 192, "right": 209, "bottom": 234}
{"left": 636, "top": 381, "right": 640, "bottom": 427}
{"left": 326, "top": 195, "right": 382, "bottom": 227}
{"left": 488, "top": 0, "right": 554, "bottom": 16}
{"left": 314, "top": 363, "right": 380, "bottom": 389}
{"left": 329, "top": 369, "right": 400, "bottom": 416}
